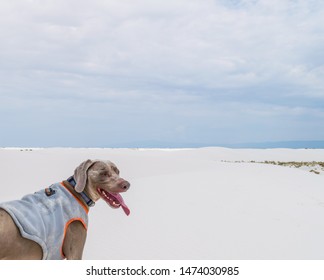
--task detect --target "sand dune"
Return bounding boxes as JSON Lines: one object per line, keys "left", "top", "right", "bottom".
{"left": 1, "top": 147, "right": 323, "bottom": 259}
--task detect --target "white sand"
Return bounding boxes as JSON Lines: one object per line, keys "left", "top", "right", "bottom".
{"left": 1, "top": 147, "right": 324, "bottom": 259}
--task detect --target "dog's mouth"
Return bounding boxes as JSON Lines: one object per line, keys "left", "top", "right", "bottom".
{"left": 97, "top": 188, "right": 130, "bottom": 216}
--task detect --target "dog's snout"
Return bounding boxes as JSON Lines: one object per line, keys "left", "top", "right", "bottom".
{"left": 119, "top": 180, "right": 130, "bottom": 191}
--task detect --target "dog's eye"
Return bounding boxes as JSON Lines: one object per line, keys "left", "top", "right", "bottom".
{"left": 100, "top": 171, "right": 110, "bottom": 177}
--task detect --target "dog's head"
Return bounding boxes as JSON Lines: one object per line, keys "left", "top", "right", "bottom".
{"left": 74, "top": 159, "right": 131, "bottom": 215}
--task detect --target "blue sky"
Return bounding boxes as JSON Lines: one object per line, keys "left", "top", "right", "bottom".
{"left": 0, "top": 0, "right": 324, "bottom": 147}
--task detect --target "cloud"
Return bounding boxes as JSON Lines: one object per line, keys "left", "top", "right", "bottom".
{"left": 0, "top": 0, "right": 324, "bottom": 146}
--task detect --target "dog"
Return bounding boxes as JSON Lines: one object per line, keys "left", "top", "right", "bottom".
{"left": 0, "top": 159, "right": 130, "bottom": 260}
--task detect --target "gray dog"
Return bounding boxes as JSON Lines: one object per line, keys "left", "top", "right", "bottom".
{"left": 0, "top": 159, "right": 130, "bottom": 260}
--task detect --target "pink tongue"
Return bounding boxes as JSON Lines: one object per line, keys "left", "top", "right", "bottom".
{"left": 109, "top": 192, "right": 130, "bottom": 216}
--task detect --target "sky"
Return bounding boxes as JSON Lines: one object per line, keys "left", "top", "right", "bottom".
{"left": 0, "top": 0, "right": 324, "bottom": 148}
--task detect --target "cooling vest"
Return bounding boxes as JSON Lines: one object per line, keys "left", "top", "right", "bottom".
{"left": 0, "top": 182, "right": 88, "bottom": 260}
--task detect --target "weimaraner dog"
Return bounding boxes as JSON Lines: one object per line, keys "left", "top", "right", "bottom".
{"left": 0, "top": 159, "right": 130, "bottom": 260}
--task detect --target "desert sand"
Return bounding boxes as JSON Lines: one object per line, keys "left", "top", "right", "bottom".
{"left": 0, "top": 147, "right": 323, "bottom": 259}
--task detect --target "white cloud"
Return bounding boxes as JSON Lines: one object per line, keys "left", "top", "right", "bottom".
{"left": 0, "top": 0, "right": 324, "bottom": 146}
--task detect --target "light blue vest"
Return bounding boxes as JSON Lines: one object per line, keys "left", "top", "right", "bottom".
{"left": 0, "top": 182, "right": 88, "bottom": 260}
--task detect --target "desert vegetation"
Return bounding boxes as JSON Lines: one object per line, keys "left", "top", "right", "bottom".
{"left": 221, "top": 160, "right": 324, "bottom": 175}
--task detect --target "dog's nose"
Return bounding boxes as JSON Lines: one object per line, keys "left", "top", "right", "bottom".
{"left": 118, "top": 180, "right": 130, "bottom": 191}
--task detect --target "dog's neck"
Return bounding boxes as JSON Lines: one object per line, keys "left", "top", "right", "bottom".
{"left": 66, "top": 176, "right": 95, "bottom": 207}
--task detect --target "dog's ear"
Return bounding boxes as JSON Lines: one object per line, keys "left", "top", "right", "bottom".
{"left": 74, "top": 159, "right": 97, "bottom": 193}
